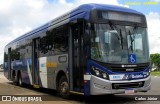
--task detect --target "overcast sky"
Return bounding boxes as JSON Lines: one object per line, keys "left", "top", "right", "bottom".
{"left": 0, "top": 0, "right": 160, "bottom": 64}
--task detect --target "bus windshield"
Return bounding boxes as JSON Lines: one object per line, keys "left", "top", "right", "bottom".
{"left": 91, "top": 24, "right": 149, "bottom": 64}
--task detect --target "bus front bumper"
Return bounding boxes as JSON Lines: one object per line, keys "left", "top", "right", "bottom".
{"left": 90, "top": 75, "right": 151, "bottom": 95}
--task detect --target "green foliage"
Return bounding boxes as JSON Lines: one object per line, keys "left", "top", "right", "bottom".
{"left": 151, "top": 71, "right": 160, "bottom": 77}
{"left": 150, "top": 53, "right": 160, "bottom": 71}
{"left": 150, "top": 53, "right": 160, "bottom": 64}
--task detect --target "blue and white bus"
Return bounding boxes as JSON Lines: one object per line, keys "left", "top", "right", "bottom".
{"left": 3, "top": 4, "right": 150, "bottom": 97}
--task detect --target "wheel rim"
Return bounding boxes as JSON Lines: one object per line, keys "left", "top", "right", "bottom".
{"left": 60, "top": 81, "right": 69, "bottom": 96}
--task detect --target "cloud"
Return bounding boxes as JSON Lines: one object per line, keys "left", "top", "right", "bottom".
{"left": 75, "top": 0, "right": 119, "bottom": 5}
{"left": 0, "top": 0, "right": 130, "bottom": 64}
{"left": 146, "top": 12, "right": 160, "bottom": 54}
{"left": 60, "top": 0, "right": 129, "bottom": 7}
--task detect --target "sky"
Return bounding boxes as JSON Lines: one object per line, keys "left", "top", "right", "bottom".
{"left": 0, "top": 0, "right": 160, "bottom": 64}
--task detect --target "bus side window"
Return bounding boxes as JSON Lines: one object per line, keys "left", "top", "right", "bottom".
{"left": 52, "top": 25, "right": 68, "bottom": 54}
{"left": 39, "top": 25, "right": 68, "bottom": 56}
{"left": 4, "top": 48, "right": 8, "bottom": 69}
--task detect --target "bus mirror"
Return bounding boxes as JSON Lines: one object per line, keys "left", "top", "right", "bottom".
{"left": 104, "top": 32, "right": 111, "bottom": 43}
{"left": 84, "top": 33, "right": 90, "bottom": 45}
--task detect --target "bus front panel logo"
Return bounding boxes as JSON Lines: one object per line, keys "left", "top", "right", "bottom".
{"left": 129, "top": 54, "right": 136, "bottom": 63}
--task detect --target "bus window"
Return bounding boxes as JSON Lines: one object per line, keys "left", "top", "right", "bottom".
{"left": 39, "top": 25, "right": 68, "bottom": 57}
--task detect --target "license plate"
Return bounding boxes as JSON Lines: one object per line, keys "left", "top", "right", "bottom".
{"left": 125, "top": 89, "right": 135, "bottom": 94}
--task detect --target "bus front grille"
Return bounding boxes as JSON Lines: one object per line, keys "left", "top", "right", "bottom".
{"left": 112, "top": 81, "right": 144, "bottom": 89}
{"left": 110, "top": 66, "right": 147, "bottom": 72}
{"left": 95, "top": 61, "right": 150, "bottom": 72}
{"left": 109, "top": 63, "right": 149, "bottom": 72}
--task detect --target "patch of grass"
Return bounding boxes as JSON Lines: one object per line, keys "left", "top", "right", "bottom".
{"left": 151, "top": 71, "right": 160, "bottom": 77}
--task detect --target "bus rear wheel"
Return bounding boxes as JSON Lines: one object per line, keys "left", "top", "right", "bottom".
{"left": 17, "top": 73, "right": 23, "bottom": 86}
{"left": 58, "top": 76, "right": 70, "bottom": 98}
{"left": 12, "top": 73, "right": 17, "bottom": 85}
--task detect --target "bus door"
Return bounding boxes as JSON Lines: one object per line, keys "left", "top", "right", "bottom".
{"left": 32, "top": 38, "right": 40, "bottom": 87}
{"left": 72, "top": 21, "right": 84, "bottom": 92}
{"left": 8, "top": 48, "right": 12, "bottom": 80}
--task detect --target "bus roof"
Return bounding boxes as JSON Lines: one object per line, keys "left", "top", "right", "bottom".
{"left": 6, "top": 3, "right": 144, "bottom": 46}
{"left": 74, "top": 3, "right": 143, "bottom": 15}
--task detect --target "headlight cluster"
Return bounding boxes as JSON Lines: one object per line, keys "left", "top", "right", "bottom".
{"left": 91, "top": 66, "right": 109, "bottom": 80}
{"left": 143, "top": 71, "right": 150, "bottom": 76}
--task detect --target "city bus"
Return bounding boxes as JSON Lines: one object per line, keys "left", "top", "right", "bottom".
{"left": 3, "top": 4, "right": 151, "bottom": 97}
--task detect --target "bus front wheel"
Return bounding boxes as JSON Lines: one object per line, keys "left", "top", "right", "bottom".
{"left": 58, "top": 76, "right": 70, "bottom": 98}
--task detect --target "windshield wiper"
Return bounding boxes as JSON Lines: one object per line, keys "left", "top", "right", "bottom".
{"left": 120, "top": 29, "right": 123, "bottom": 49}
{"left": 128, "top": 26, "right": 138, "bottom": 52}
{"left": 109, "top": 21, "right": 123, "bottom": 49}
{"left": 132, "top": 26, "right": 138, "bottom": 40}
{"left": 129, "top": 30, "right": 133, "bottom": 52}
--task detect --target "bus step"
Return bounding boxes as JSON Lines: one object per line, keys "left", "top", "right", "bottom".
{"left": 33, "top": 84, "right": 40, "bottom": 88}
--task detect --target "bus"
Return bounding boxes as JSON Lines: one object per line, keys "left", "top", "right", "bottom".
{"left": 3, "top": 4, "right": 151, "bottom": 97}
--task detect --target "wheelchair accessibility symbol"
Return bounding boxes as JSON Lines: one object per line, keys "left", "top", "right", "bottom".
{"left": 129, "top": 54, "right": 136, "bottom": 63}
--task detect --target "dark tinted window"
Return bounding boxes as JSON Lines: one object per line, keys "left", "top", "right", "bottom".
{"left": 39, "top": 25, "right": 68, "bottom": 56}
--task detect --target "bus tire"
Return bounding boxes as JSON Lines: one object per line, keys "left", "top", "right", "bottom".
{"left": 17, "top": 73, "right": 23, "bottom": 86}
{"left": 12, "top": 72, "right": 17, "bottom": 85}
{"left": 58, "top": 76, "right": 70, "bottom": 99}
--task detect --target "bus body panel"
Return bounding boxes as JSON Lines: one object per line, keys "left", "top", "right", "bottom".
{"left": 38, "top": 54, "right": 68, "bottom": 89}
{"left": 90, "top": 75, "right": 151, "bottom": 95}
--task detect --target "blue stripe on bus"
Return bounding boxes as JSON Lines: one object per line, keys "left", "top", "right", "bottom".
{"left": 88, "top": 60, "right": 150, "bottom": 80}
{"left": 84, "top": 81, "right": 90, "bottom": 96}
{"left": 11, "top": 58, "right": 32, "bottom": 85}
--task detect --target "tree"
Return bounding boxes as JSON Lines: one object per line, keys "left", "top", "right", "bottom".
{"left": 150, "top": 53, "right": 160, "bottom": 71}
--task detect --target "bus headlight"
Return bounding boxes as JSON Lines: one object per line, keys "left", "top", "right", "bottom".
{"left": 91, "top": 66, "right": 109, "bottom": 80}
{"left": 143, "top": 71, "right": 150, "bottom": 77}
{"left": 94, "top": 69, "right": 100, "bottom": 76}
{"left": 102, "top": 73, "right": 107, "bottom": 79}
